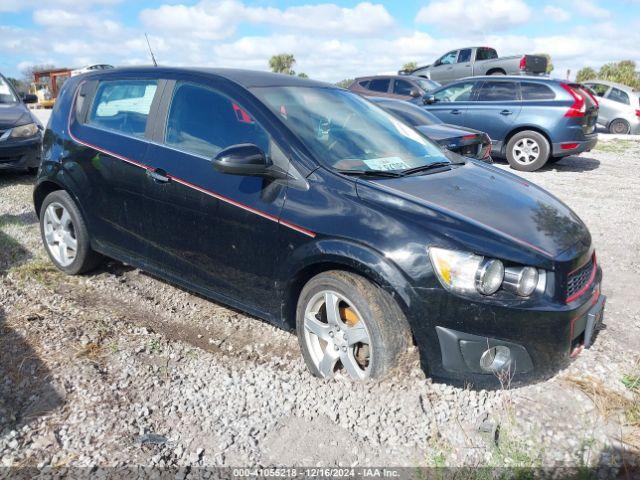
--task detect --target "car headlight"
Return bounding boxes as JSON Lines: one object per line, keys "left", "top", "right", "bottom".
{"left": 429, "top": 247, "right": 541, "bottom": 297}
{"left": 10, "top": 122, "right": 39, "bottom": 139}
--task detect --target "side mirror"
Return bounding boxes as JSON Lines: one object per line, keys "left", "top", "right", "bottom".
{"left": 409, "top": 89, "right": 421, "bottom": 98}
{"left": 423, "top": 94, "right": 436, "bottom": 105}
{"left": 213, "top": 144, "right": 288, "bottom": 179}
{"left": 22, "top": 93, "right": 38, "bottom": 104}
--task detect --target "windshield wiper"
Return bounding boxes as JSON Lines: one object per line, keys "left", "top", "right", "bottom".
{"left": 337, "top": 169, "right": 405, "bottom": 178}
{"left": 401, "top": 161, "right": 463, "bottom": 176}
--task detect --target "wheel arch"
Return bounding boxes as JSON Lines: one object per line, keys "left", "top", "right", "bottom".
{"left": 280, "top": 241, "right": 415, "bottom": 332}
{"left": 486, "top": 68, "right": 506, "bottom": 75}
{"left": 33, "top": 180, "right": 66, "bottom": 218}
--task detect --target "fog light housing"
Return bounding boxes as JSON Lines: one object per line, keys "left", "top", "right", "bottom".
{"left": 479, "top": 345, "right": 511, "bottom": 372}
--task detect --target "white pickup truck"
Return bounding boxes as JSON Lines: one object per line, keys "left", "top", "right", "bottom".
{"left": 405, "top": 47, "right": 548, "bottom": 85}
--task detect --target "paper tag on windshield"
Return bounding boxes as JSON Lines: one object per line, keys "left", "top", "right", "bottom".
{"left": 363, "top": 157, "right": 409, "bottom": 171}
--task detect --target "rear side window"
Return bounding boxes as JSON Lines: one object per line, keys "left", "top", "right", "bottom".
{"left": 476, "top": 81, "right": 518, "bottom": 101}
{"left": 608, "top": 88, "right": 630, "bottom": 105}
{"left": 368, "top": 78, "right": 390, "bottom": 93}
{"left": 165, "top": 82, "right": 269, "bottom": 158}
{"left": 520, "top": 82, "right": 555, "bottom": 100}
{"left": 88, "top": 80, "right": 157, "bottom": 137}
{"left": 393, "top": 80, "right": 414, "bottom": 96}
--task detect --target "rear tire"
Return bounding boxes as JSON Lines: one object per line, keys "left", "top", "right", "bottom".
{"left": 39, "top": 190, "right": 102, "bottom": 275}
{"left": 506, "top": 130, "right": 550, "bottom": 172}
{"left": 609, "top": 119, "right": 630, "bottom": 135}
{"left": 296, "top": 271, "right": 410, "bottom": 380}
{"left": 489, "top": 70, "right": 506, "bottom": 76}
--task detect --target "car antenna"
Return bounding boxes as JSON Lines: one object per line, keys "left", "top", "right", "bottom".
{"left": 145, "top": 33, "right": 158, "bottom": 67}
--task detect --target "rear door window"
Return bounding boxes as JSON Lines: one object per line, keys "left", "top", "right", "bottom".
{"left": 88, "top": 80, "right": 157, "bottom": 137}
{"left": 476, "top": 81, "right": 518, "bottom": 101}
{"left": 393, "top": 79, "right": 415, "bottom": 96}
{"left": 520, "top": 82, "right": 555, "bottom": 100}
{"left": 368, "top": 78, "right": 390, "bottom": 93}
{"left": 608, "top": 88, "right": 630, "bottom": 105}
{"left": 165, "top": 82, "right": 270, "bottom": 158}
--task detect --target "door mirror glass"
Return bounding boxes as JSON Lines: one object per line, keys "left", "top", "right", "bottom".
{"left": 213, "top": 143, "right": 287, "bottom": 179}
{"left": 409, "top": 89, "right": 421, "bottom": 98}
{"left": 423, "top": 94, "right": 436, "bottom": 105}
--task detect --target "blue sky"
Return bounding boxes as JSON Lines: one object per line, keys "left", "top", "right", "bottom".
{"left": 1, "top": 0, "right": 639, "bottom": 82}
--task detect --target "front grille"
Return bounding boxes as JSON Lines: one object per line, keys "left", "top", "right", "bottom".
{"left": 566, "top": 255, "right": 595, "bottom": 301}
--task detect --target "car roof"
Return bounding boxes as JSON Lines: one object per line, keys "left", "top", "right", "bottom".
{"left": 84, "top": 66, "right": 334, "bottom": 89}
{"left": 354, "top": 74, "right": 425, "bottom": 82}
{"left": 454, "top": 75, "right": 560, "bottom": 82}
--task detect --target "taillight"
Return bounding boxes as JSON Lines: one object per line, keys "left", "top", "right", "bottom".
{"left": 561, "top": 83, "right": 585, "bottom": 118}
{"left": 519, "top": 56, "right": 526, "bottom": 71}
{"left": 582, "top": 88, "right": 598, "bottom": 108}
{"left": 636, "top": 109, "right": 640, "bottom": 118}
{"left": 561, "top": 142, "right": 579, "bottom": 150}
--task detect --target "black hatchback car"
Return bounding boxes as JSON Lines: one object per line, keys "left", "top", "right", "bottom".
{"left": 35, "top": 68, "right": 604, "bottom": 385}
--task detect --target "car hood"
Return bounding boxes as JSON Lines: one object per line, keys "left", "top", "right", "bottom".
{"left": 416, "top": 123, "right": 482, "bottom": 142}
{"left": 0, "top": 103, "right": 31, "bottom": 130}
{"left": 359, "top": 161, "right": 590, "bottom": 261}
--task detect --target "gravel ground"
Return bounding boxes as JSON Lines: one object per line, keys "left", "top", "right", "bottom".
{"left": 1, "top": 132, "right": 639, "bottom": 474}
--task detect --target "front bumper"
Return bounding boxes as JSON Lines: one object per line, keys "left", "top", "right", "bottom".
{"left": 409, "top": 267, "right": 603, "bottom": 387}
{"left": 552, "top": 133, "right": 598, "bottom": 157}
{"left": 0, "top": 135, "right": 42, "bottom": 171}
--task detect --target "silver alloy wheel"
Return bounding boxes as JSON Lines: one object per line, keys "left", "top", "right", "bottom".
{"left": 610, "top": 119, "right": 630, "bottom": 135}
{"left": 303, "top": 290, "right": 372, "bottom": 380}
{"left": 512, "top": 138, "right": 540, "bottom": 165}
{"left": 43, "top": 202, "right": 77, "bottom": 267}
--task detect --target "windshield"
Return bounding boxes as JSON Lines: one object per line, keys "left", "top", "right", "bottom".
{"left": 0, "top": 76, "right": 18, "bottom": 104}
{"left": 251, "top": 86, "right": 450, "bottom": 173}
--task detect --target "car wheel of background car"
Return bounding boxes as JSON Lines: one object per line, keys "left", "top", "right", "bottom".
{"left": 296, "top": 270, "right": 410, "bottom": 381}
{"left": 609, "top": 119, "right": 631, "bottom": 135}
{"left": 506, "top": 130, "right": 550, "bottom": 172}
{"left": 40, "top": 190, "right": 102, "bottom": 275}
{"left": 488, "top": 70, "right": 506, "bottom": 76}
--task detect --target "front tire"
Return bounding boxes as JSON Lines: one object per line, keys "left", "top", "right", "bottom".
{"left": 40, "top": 190, "right": 102, "bottom": 275}
{"left": 609, "top": 119, "right": 630, "bottom": 135}
{"left": 296, "top": 271, "right": 409, "bottom": 380}
{"left": 506, "top": 130, "right": 550, "bottom": 171}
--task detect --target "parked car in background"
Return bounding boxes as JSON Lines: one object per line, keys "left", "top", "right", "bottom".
{"left": 422, "top": 76, "right": 598, "bottom": 171}
{"left": 0, "top": 72, "right": 42, "bottom": 172}
{"left": 71, "top": 64, "right": 114, "bottom": 76}
{"left": 582, "top": 80, "right": 640, "bottom": 134}
{"left": 407, "top": 47, "right": 548, "bottom": 85}
{"left": 370, "top": 97, "right": 491, "bottom": 161}
{"left": 35, "top": 67, "right": 603, "bottom": 386}
{"left": 347, "top": 75, "right": 440, "bottom": 101}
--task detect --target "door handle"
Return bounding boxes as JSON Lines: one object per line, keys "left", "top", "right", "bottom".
{"left": 500, "top": 110, "right": 513, "bottom": 116}
{"left": 450, "top": 109, "right": 462, "bottom": 115}
{"left": 146, "top": 168, "right": 170, "bottom": 183}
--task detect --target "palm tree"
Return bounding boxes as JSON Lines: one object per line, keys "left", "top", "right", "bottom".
{"left": 269, "top": 54, "right": 296, "bottom": 75}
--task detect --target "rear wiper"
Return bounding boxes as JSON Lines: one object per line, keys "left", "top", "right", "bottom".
{"left": 401, "top": 161, "right": 463, "bottom": 176}
{"left": 337, "top": 169, "right": 405, "bottom": 178}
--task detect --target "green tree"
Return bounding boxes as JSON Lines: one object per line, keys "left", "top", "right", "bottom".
{"left": 576, "top": 67, "right": 598, "bottom": 83}
{"left": 7, "top": 77, "right": 27, "bottom": 93}
{"left": 535, "top": 53, "right": 553, "bottom": 74}
{"left": 336, "top": 78, "right": 354, "bottom": 88}
{"left": 598, "top": 60, "right": 640, "bottom": 88}
{"left": 269, "top": 54, "right": 296, "bottom": 75}
{"left": 401, "top": 61, "right": 418, "bottom": 72}
{"left": 297, "top": 72, "right": 309, "bottom": 79}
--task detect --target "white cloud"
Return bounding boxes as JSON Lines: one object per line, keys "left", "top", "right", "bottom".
{"left": 416, "top": 0, "right": 531, "bottom": 33}
{"left": 139, "top": 1, "right": 394, "bottom": 39}
{"left": 543, "top": 5, "right": 571, "bottom": 22}
{"left": 0, "top": 0, "right": 121, "bottom": 13}
{"left": 572, "top": 0, "right": 611, "bottom": 19}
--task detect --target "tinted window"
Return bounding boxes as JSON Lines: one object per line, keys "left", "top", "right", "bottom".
{"left": 393, "top": 80, "right": 415, "bottom": 96}
{"left": 520, "top": 82, "right": 555, "bottom": 100}
{"left": 368, "top": 78, "right": 390, "bottom": 93}
{"left": 476, "top": 48, "right": 498, "bottom": 61}
{"left": 439, "top": 51, "right": 458, "bottom": 65}
{"left": 476, "top": 81, "right": 518, "bottom": 101}
{"left": 608, "top": 88, "right": 630, "bottom": 105}
{"left": 165, "top": 82, "right": 269, "bottom": 158}
{"left": 358, "top": 80, "right": 370, "bottom": 88}
{"left": 433, "top": 81, "right": 476, "bottom": 102}
{"left": 586, "top": 83, "right": 608, "bottom": 97}
{"left": 458, "top": 49, "right": 472, "bottom": 63}
{"left": 88, "top": 80, "right": 157, "bottom": 137}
